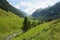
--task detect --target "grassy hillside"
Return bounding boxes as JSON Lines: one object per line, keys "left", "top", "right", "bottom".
{"left": 0, "top": 9, "right": 24, "bottom": 40}
{"left": 26, "top": 20, "right": 60, "bottom": 40}
{"left": 12, "top": 19, "right": 60, "bottom": 40}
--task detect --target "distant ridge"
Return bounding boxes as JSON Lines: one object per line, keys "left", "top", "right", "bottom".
{"left": 32, "top": 2, "right": 60, "bottom": 21}
{"left": 0, "top": 0, "right": 26, "bottom": 17}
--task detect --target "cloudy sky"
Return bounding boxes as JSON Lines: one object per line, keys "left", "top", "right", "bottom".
{"left": 7, "top": 0, "right": 60, "bottom": 15}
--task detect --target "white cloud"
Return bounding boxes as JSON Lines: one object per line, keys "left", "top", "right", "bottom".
{"left": 15, "top": 5, "right": 20, "bottom": 9}
{"left": 24, "top": 8, "right": 36, "bottom": 15}
{"left": 14, "top": 1, "right": 56, "bottom": 15}
{"left": 7, "top": 0, "right": 15, "bottom": 2}
{"left": 7, "top": 0, "right": 60, "bottom": 15}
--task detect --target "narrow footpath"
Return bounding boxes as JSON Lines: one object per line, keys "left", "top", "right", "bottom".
{"left": 5, "top": 31, "right": 23, "bottom": 40}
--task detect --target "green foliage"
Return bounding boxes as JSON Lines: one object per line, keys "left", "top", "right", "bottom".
{"left": 22, "top": 17, "right": 31, "bottom": 32}
{"left": 28, "top": 21, "right": 31, "bottom": 29}
{"left": 31, "top": 21, "right": 36, "bottom": 27}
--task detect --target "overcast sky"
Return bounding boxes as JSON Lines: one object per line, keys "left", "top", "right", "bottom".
{"left": 7, "top": 0, "right": 60, "bottom": 15}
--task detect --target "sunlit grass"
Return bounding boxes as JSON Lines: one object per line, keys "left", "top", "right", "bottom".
{"left": 0, "top": 9, "right": 24, "bottom": 40}
{"left": 12, "top": 20, "right": 58, "bottom": 40}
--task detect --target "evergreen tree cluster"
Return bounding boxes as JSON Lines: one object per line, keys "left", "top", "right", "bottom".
{"left": 22, "top": 17, "right": 43, "bottom": 32}
{"left": 22, "top": 17, "right": 31, "bottom": 32}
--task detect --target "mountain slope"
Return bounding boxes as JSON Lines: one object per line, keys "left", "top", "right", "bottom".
{"left": 12, "top": 19, "right": 60, "bottom": 40}
{"left": 32, "top": 2, "right": 60, "bottom": 21}
{"left": 0, "top": 9, "right": 23, "bottom": 40}
{"left": 26, "top": 20, "right": 60, "bottom": 40}
{"left": 0, "top": 0, "right": 26, "bottom": 17}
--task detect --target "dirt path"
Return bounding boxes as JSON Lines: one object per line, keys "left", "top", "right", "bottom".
{"left": 5, "top": 31, "right": 23, "bottom": 40}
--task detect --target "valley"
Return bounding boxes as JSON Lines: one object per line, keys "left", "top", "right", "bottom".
{"left": 0, "top": 0, "right": 60, "bottom": 40}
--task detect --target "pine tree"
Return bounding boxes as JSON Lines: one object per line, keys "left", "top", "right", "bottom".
{"left": 28, "top": 21, "right": 31, "bottom": 29}
{"left": 22, "top": 17, "right": 31, "bottom": 32}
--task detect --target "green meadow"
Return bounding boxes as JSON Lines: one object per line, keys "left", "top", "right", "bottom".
{"left": 12, "top": 19, "right": 60, "bottom": 40}
{"left": 0, "top": 9, "right": 24, "bottom": 40}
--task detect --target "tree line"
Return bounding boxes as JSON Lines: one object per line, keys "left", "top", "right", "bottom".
{"left": 22, "top": 17, "right": 42, "bottom": 32}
